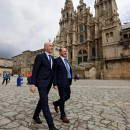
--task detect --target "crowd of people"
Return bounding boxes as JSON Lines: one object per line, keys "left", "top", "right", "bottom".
{"left": 1, "top": 72, "right": 32, "bottom": 86}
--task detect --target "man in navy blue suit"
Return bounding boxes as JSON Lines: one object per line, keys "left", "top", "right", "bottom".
{"left": 30, "top": 42, "right": 58, "bottom": 130}
{"left": 53, "top": 48, "right": 72, "bottom": 123}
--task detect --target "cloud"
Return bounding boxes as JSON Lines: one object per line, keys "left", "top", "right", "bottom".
{"left": 0, "top": 0, "right": 130, "bottom": 58}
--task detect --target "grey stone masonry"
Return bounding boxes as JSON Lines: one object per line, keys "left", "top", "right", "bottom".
{"left": 0, "top": 77, "right": 130, "bottom": 130}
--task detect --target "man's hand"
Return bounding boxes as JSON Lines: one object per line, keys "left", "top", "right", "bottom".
{"left": 30, "top": 86, "right": 36, "bottom": 93}
{"left": 53, "top": 85, "right": 58, "bottom": 90}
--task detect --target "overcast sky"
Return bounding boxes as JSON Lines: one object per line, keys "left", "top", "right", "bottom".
{"left": 0, "top": 0, "right": 130, "bottom": 58}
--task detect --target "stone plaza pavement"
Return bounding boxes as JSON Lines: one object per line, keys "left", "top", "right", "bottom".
{"left": 0, "top": 77, "right": 130, "bottom": 130}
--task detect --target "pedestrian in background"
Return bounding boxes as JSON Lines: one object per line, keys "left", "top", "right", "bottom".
{"left": 17, "top": 75, "right": 23, "bottom": 86}
{"left": 2, "top": 72, "right": 8, "bottom": 85}
{"left": 27, "top": 72, "right": 32, "bottom": 85}
{"left": 74, "top": 74, "right": 77, "bottom": 81}
{"left": 77, "top": 74, "right": 79, "bottom": 80}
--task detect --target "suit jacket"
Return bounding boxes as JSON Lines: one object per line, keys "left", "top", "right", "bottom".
{"left": 53, "top": 57, "right": 72, "bottom": 88}
{"left": 31, "top": 53, "right": 54, "bottom": 87}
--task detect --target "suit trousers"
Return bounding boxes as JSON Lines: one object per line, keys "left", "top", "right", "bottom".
{"left": 56, "top": 81, "right": 71, "bottom": 117}
{"left": 34, "top": 83, "right": 54, "bottom": 128}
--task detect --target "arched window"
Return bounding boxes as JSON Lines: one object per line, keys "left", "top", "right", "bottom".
{"left": 67, "top": 13, "right": 69, "bottom": 18}
{"left": 71, "top": 40, "right": 73, "bottom": 44}
{"left": 78, "top": 50, "right": 82, "bottom": 55}
{"left": 80, "top": 35, "right": 84, "bottom": 43}
{"left": 78, "top": 57, "right": 82, "bottom": 64}
{"left": 106, "top": 33, "right": 109, "bottom": 38}
{"left": 79, "top": 25, "right": 83, "bottom": 32}
{"left": 124, "top": 34, "right": 128, "bottom": 39}
{"left": 78, "top": 50, "right": 88, "bottom": 64}
{"left": 92, "top": 48, "right": 96, "bottom": 57}
{"left": 83, "top": 50, "right": 87, "bottom": 54}
{"left": 92, "top": 34, "right": 95, "bottom": 39}
{"left": 110, "top": 32, "right": 113, "bottom": 37}
{"left": 80, "top": 9, "right": 83, "bottom": 13}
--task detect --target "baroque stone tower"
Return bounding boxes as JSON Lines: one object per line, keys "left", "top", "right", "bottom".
{"left": 53, "top": 0, "right": 130, "bottom": 79}
{"left": 59, "top": 0, "right": 74, "bottom": 46}
{"left": 53, "top": 0, "right": 96, "bottom": 66}
{"left": 95, "top": 0, "right": 121, "bottom": 59}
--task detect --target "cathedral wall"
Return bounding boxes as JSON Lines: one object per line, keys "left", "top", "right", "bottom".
{"left": 123, "top": 46, "right": 130, "bottom": 56}
{"left": 53, "top": 44, "right": 60, "bottom": 58}
{"left": 103, "top": 45, "right": 123, "bottom": 59}
{"left": 53, "top": 0, "right": 130, "bottom": 80}
{"left": 84, "top": 66, "right": 97, "bottom": 79}
{"left": 103, "top": 60, "right": 130, "bottom": 79}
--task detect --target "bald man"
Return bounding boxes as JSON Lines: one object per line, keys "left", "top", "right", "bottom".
{"left": 30, "top": 42, "right": 58, "bottom": 130}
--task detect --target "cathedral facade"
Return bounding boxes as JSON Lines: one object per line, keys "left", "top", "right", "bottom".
{"left": 53, "top": 0, "right": 130, "bottom": 79}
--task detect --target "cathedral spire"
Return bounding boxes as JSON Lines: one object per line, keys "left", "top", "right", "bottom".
{"left": 64, "top": 0, "right": 74, "bottom": 9}
{"left": 79, "top": 0, "right": 84, "bottom": 5}
{"left": 65, "top": 0, "right": 72, "bottom": 4}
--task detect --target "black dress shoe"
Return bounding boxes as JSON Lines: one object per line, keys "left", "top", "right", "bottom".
{"left": 49, "top": 126, "right": 58, "bottom": 130}
{"left": 33, "top": 116, "right": 42, "bottom": 124}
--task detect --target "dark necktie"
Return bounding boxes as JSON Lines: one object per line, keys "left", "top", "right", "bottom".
{"left": 48, "top": 55, "right": 52, "bottom": 68}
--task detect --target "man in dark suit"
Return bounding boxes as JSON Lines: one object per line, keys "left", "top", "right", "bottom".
{"left": 53, "top": 48, "right": 72, "bottom": 123}
{"left": 30, "top": 42, "right": 58, "bottom": 130}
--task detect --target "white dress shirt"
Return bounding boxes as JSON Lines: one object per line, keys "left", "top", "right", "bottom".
{"left": 60, "top": 56, "right": 70, "bottom": 78}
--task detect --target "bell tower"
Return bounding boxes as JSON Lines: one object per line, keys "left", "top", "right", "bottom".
{"left": 59, "top": 0, "right": 74, "bottom": 46}
{"left": 60, "top": 0, "right": 74, "bottom": 28}
{"left": 95, "top": 0, "right": 121, "bottom": 38}
{"left": 95, "top": 0, "right": 122, "bottom": 60}
{"left": 95, "top": 0, "right": 119, "bottom": 20}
